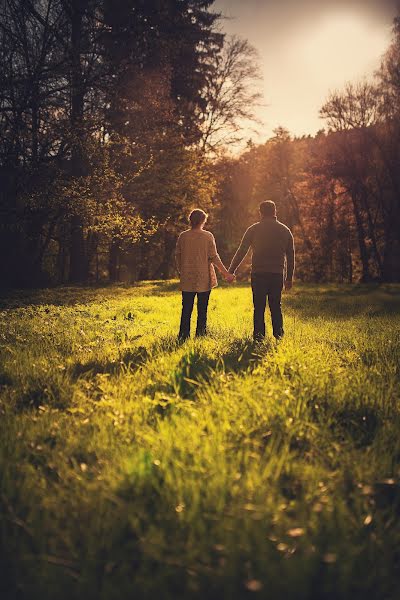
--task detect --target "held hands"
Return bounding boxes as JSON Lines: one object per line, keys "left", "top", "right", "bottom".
{"left": 225, "top": 272, "right": 236, "bottom": 284}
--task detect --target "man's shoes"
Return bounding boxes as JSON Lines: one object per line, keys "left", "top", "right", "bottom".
{"left": 195, "top": 330, "right": 207, "bottom": 337}
{"left": 253, "top": 333, "right": 265, "bottom": 343}
{"left": 178, "top": 334, "right": 189, "bottom": 343}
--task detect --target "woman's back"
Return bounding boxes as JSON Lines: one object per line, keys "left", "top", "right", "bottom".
{"left": 176, "top": 229, "right": 217, "bottom": 292}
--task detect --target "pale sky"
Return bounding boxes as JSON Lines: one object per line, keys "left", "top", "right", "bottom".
{"left": 214, "top": 0, "right": 399, "bottom": 142}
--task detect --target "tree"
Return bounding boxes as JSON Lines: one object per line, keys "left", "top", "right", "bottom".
{"left": 100, "top": 0, "right": 223, "bottom": 280}
{"left": 0, "top": 0, "right": 226, "bottom": 285}
{"left": 0, "top": 0, "right": 70, "bottom": 284}
{"left": 320, "top": 74, "right": 400, "bottom": 281}
{"left": 320, "top": 84, "right": 386, "bottom": 281}
{"left": 200, "top": 35, "right": 262, "bottom": 153}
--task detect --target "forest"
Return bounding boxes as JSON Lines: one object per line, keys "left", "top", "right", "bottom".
{"left": 1, "top": 0, "right": 400, "bottom": 287}
{"left": 1, "top": 4, "right": 400, "bottom": 599}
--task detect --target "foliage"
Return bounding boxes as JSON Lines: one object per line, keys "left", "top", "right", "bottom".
{"left": 0, "top": 0, "right": 233, "bottom": 285}
{"left": 211, "top": 19, "right": 400, "bottom": 285}
{"left": 212, "top": 108, "right": 400, "bottom": 283}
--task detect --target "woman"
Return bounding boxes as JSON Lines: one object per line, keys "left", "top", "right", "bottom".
{"left": 175, "top": 208, "right": 234, "bottom": 340}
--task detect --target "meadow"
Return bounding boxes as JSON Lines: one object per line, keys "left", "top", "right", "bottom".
{"left": 1, "top": 281, "right": 400, "bottom": 600}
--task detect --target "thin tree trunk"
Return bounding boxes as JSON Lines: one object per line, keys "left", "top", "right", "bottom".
{"left": 359, "top": 187, "right": 382, "bottom": 278}
{"left": 57, "top": 235, "right": 67, "bottom": 283}
{"left": 382, "top": 223, "right": 394, "bottom": 282}
{"left": 68, "top": 0, "right": 88, "bottom": 283}
{"left": 86, "top": 230, "right": 98, "bottom": 281}
{"left": 96, "top": 245, "right": 99, "bottom": 283}
{"left": 153, "top": 231, "right": 175, "bottom": 279}
{"left": 109, "top": 238, "right": 120, "bottom": 282}
{"left": 350, "top": 190, "right": 370, "bottom": 282}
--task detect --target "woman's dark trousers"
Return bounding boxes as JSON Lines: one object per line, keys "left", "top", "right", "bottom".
{"left": 251, "top": 273, "right": 284, "bottom": 340}
{"left": 179, "top": 291, "right": 211, "bottom": 339}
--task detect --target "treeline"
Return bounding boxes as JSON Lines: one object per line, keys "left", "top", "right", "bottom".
{"left": 1, "top": 3, "right": 400, "bottom": 286}
{"left": 0, "top": 0, "right": 259, "bottom": 286}
{"left": 214, "top": 18, "right": 400, "bottom": 283}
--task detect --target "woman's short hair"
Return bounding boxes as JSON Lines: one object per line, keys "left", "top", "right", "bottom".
{"left": 189, "top": 209, "right": 208, "bottom": 227}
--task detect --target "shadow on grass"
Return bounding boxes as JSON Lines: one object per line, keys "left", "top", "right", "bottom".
{"left": 15, "top": 377, "right": 71, "bottom": 412}
{"left": 307, "top": 397, "right": 382, "bottom": 449}
{"left": 0, "top": 280, "right": 181, "bottom": 309}
{"left": 71, "top": 335, "right": 180, "bottom": 379}
{"left": 2, "top": 282, "right": 399, "bottom": 320}
{"left": 152, "top": 337, "right": 275, "bottom": 399}
{"left": 71, "top": 330, "right": 275, "bottom": 392}
{"left": 332, "top": 405, "right": 380, "bottom": 449}
{"left": 11, "top": 335, "right": 273, "bottom": 414}
{"left": 0, "top": 285, "right": 120, "bottom": 309}
{"left": 0, "top": 370, "right": 13, "bottom": 387}
{"left": 285, "top": 283, "right": 400, "bottom": 319}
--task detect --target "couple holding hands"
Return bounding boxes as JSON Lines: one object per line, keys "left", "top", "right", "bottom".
{"left": 175, "top": 201, "right": 295, "bottom": 342}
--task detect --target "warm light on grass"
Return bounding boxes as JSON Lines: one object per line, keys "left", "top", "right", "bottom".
{"left": 1, "top": 282, "right": 400, "bottom": 598}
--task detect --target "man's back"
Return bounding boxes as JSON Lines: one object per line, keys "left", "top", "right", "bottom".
{"left": 229, "top": 217, "right": 295, "bottom": 278}
{"left": 249, "top": 219, "right": 293, "bottom": 274}
{"left": 229, "top": 201, "right": 295, "bottom": 341}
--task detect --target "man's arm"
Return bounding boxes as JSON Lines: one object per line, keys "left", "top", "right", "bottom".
{"left": 228, "top": 226, "right": 254, "bottom": 274}
{"left": 208, "top": 235, "right": 234, "bottom": 281}
{"left": 285, "top": 231, "right": 295, "bottom": 289}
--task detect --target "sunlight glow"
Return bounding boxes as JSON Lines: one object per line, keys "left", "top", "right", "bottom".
{"left": 260, "top": 10, "right": 392, "bottom": 137}
{"left": 215, "top": 0, "right": 395, "bottom": 143}
{"left": 297, "top": 11, "right": 390, "bottom": 84}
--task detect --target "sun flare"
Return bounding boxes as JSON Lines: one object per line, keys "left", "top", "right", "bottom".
{"left": 298, "top": 11, "right": 391, "bottom": 82}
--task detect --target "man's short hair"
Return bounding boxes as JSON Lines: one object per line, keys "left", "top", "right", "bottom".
{"left": 189, "top": 209, "right": 208, "bottom": 227}
{"left": 259, "top": 201, "right": 276, "bottom": 217}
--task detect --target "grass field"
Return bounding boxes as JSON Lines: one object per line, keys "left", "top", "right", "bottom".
{"left": 1, "top": 281, "right": 400, "bottom": 600}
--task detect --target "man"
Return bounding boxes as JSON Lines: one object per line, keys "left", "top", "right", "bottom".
{"left": 229, "top": 201, "right": 295, "bottom": 341}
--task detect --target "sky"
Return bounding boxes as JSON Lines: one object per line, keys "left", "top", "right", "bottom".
{"left": 214, "top": 0, "right": 400, "bottom": 142}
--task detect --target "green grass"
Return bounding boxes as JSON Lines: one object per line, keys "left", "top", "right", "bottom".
{"left": 1, "top": 281, "right": 400, "bottom": 600}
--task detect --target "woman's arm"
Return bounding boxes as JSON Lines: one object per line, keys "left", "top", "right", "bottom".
{"left": 212, "top": 253, "right": 231, "bottom": 279}
{"left": 208, "top": 235, "right": 235, "bottom": 282}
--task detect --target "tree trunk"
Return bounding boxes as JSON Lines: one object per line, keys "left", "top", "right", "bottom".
{"left": 96, "top": 245, "right": 99, "bottom": 283}
{"left": 381, "top": 205, "right": 400, "bottom": 282}
{"left": 86, "top": 230, "right": 98, "bottom": 281}
{"left": 153, "top": 231, "right": 176, "bottom": 279}
{"left": 57, "top": 235, "right": 67, "bottom": 284}
{"left": 348, "top": 234, "right": 353, "bottom": 284}
{"left": 350, "top": 191, "right": 370, "bottom": 282}
{"left": 359, "top": 187, "right": 382, "bottom": 278}
{"left": 31, "top": 83, "right": 39, "bottom": 165}
{"left": 68, "top": 1, "right": 88, "bottom": 283}
{"left": 109, "top": 238, "right": 120, "bottom": 282}
{"left": 137, "top": 244, "right": 150, "bottom": 280}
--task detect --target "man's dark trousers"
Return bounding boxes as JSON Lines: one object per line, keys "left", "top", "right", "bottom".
{"left": 251, "top": 273, "right": 284, "bottom": 340}
{"left": 179, "top": 291, "right": 211, "bottom": 339}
